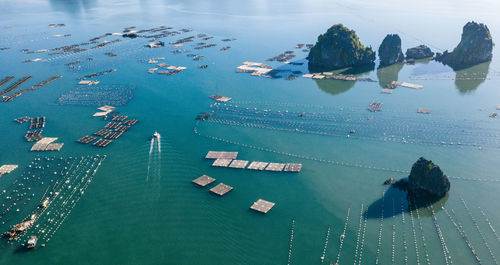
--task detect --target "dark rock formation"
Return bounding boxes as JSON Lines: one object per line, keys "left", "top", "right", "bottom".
{"left": 378, "top": 34, "right": 404, "bottom": 66}
{"left": 395, "top": 157, "right": 450, "bottom": 199}
{"left": 405, "top": 45, "right": 434, "bottom": 60}
{"left": 435, "top": 21, "right": 493, "bottom": 70}
{"left": 307, "top": 24, "right": 375, "bottom": 71}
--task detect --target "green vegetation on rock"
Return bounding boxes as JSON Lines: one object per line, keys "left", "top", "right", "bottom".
{"left": 307, "top": 24, "right": 375, "bottom": 71}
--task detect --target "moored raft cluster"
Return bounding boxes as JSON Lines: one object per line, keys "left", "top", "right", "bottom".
{"left": 77, "top": 110, "right": 139, "bottom": 148}
{"left": 204, "top": 151, "right": 302, "bottom": 172}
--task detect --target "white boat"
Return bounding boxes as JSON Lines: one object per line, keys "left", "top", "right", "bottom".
{"left": 153, "top": 131, "right": 160, "bottom": 139}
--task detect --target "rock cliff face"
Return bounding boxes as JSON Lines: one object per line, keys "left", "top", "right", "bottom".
{"left": 378, "top": 34, "right": 404, "bottom": 66}
{"left": 435, "top": 21, "right": 493, "bottom": 69}
{"left": 406, "top": 157, "right": 450, "bottom": 198}
{"left": 307, "top": 24, "right": 375, "bottom": 71}
{"left": 406, "top": 45, "right": 434, "bottom": 59}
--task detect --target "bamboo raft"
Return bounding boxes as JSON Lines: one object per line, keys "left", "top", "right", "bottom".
{"left": 0, "top": 76, "right": 32, "bottom": 97}
{"left": 0, "top": 165, "right": 18, "bottom": 177}
{"left": 2, "top": 76, "right": 62, "bottom": 102}
{"left": 76, "top": 135, "right": 97, "bottom": 144}
{"left": 0, "top": 76, "right": 14, "bottom": 88}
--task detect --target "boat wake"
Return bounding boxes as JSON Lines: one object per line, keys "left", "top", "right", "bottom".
{"left": 146, "top": 132, "right": 162, "bottom": 182}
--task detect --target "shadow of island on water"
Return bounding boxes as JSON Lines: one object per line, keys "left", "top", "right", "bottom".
{"left": 376, "top": 63, "right": 404, "bottom": 88}
{"left": 313, "top": 63, "right": 375, "bottom": 96}
{"left": 454, "top": 61, "right": 491, "bottom": 94}
{"left": 365, "top": 182, "right": 449, "bottom": 219}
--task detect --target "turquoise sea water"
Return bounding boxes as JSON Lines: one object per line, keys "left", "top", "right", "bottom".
{"left": 1, "top": 0, "right": 500, "bottom": 264}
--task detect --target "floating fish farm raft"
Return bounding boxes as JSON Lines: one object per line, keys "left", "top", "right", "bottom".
{"left": 77, "top": 111, "right": 139, "bottom": 148}
{"left": 192, "top": 175, "right": 216, "bottom": 187}
{"left": 250, "top": 199, "right": 275, "bottom": 214}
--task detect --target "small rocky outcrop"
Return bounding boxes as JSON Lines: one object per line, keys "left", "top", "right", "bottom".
{"left": 405, "top": 45, "right": 434, "bottom": 60}
{"left": 378, "top": 34, "right": 404, "bottom": 66}
{"left": 435, "top": 21, "right": 493, "bottom": 69}
{"left": 307, "top": 24, "right": 375, "bottom": 71}
{"left": 394, "top": 157, "right": 450, "bottom": 199}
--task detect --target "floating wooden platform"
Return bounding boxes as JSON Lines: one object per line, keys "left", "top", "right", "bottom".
{"left": 192, "top": 175, "right": 216, "bottom": 187}
{"left": 229, "top": 160, "right": 248, "bottom": 169}
{"left": 417, "top": 108, "right": 431, "bottom": 114}
{"left": 0, "top": 165, "right": 18, "bottom": 176}
{"left": 247, "top": 161, "right": 269, "bottom": 170}
{"left": 205, "top": 151, "right": 238, "bottom": 160}
{"left": 250, "top": 199, "right": 275, "bottom": 213}
{"left": 212, "top": 158, "right": 232, "bottom": 167}
{"left": 265, "top": 163, "right": 286, "bottom": 172}
{"left": 284, "top": 163, "right": 302, "bottom": 172}
{"left": 209, "top": 95, "right": 232, "bottom": 102}
{"left": 381, "top": 89, "right": 393, "bottom": 94}
{"left": 210, "top": 183, "right": 233, "bottom": 196}
{"left": 31, "top": 137, "right": 63, "bottom": 151}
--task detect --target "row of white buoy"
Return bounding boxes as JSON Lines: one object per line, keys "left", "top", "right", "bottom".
{"left": 43, "top": 156, "right": 104, "bottom": 243}
{"left": 210, "top": 110, "right": 498, "bottom": 140}
{"left": 18, "top": 156, "right": 104, "bottom": 245}
{"left": 335, "top": 208, "right": 350, "bottom": 265}
{"left": 414, "top": 205, "right": 431, "bottom": 265}
{"left": 320, "top": 227, "right": 331, "bottom": 264}
{"left": 353, "top": 204, "right": 364, "bottom": 265}
{"left": 461, "top": 198, "right": 499, "bottom": 265}
{"left": 429, "top": 206, "right": 453, "bottom": 265}
{"left": 409, "top": 206, "right": 422, "bottom": 265}
{"left": 206, "top": 117, "right": 498, "bottom": 152}
{"left": 391, "top": 200, "right": 396, "bottom": 265}
{"left": 478, "top": 207, "right": 500, "bottom": 243}
{"left": 400, "top": 200, "right": 409, "bottom": 265}
{"left": 195, "top": 124, "right": 410, "bottom": 174}
{"left": 34, "top": 156, "right": 92, "bottom": 242}
{"left": 287, "top": 219, "right": 295, "bottom": 265}
{"left": 375, "top": 192, "right": 385, "bottom": 265}
{"left": 211, "top": 103, "right": 500, "bottom": 136}
{"left": 357, "top": 210, "right": 368, "bottom": 265}
{"left": 443, "top": 207, "right": 482, "bottom": 264}
{"left": 15, "top": 157, "right": 83, "bottom": 242}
